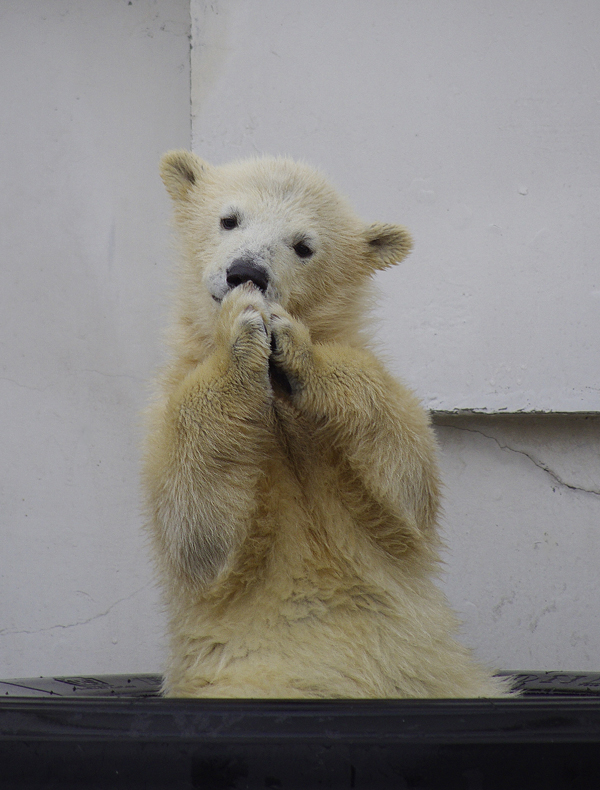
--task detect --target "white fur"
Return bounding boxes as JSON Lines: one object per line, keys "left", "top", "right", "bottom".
{"left": 143, "top": 152, "right": 511, "bottom": 698}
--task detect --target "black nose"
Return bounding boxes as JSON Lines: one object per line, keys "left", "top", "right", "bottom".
{"left": 226, "top": 258, "right": 269, "bottom": 293}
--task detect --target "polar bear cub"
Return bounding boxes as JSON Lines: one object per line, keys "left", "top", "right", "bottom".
{"left": 143, "top": 151, "right": 508, "bottom": 698}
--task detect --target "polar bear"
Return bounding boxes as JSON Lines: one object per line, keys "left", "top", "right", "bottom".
{"left": 143, "top": 151, "right": 509, "bottom": 698}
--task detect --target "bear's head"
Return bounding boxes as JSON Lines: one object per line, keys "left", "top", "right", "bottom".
{"left": 160, "top": 151, "right": 412, "bottom": 345}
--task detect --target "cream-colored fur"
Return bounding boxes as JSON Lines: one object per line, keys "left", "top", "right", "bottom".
{"left": 143, "top": 151, "right": 509, "bottom": 698}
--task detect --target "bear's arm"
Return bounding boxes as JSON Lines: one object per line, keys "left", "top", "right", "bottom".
{"left": 270, "top": 312, "right": 440, "bottom": 558}
{"left": 144, "top": 288, "right": 274, "bottom": 585}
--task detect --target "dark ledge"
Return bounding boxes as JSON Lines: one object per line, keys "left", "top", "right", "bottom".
{"left": 1, "top": 672, "right": 600, "bottom": 787}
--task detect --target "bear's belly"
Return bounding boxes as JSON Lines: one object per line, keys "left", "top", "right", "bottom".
{"left": 162, "top": 473, "right": 439, "bottom": 699}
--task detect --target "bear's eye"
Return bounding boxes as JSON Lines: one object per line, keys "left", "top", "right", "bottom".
{"left": 293, "top": 241, "right": 313, "bottom": 259}
{"left": 220, "top": 215, "right": 239, "bottom": 230}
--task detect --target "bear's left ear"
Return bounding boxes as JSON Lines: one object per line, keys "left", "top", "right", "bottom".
{"left": 364, "top": 223, "right": 413, "bottom": 271}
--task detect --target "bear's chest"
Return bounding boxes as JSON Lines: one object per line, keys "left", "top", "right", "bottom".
{"left": 270, "top": 394, "right": 331, "bottom": 475}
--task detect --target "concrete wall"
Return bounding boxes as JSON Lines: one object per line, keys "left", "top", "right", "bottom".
{"left": 0, "top": 0, "right": 190, "bottom": 677}
{"left": 435, "top": 414, "right": 599, "bottom": 670}
{"left": 191, "top": 0, "right": 600, "bottom": 413}
{"left": 1, "top": 0, "right": 598, "bottom": 680}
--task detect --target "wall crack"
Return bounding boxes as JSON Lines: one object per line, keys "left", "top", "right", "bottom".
{"left": 437, "top": 424, "right": 600, "bottom": 497}
{"left": 0, "top": 584, "right": 150, "bottom": 638}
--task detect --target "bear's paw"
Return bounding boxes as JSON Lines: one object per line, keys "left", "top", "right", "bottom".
{"left": 269, "top": 308, "right": 314, "bottom": 396}
{"left": 216, "top": 284, "right": 271, "bottom": 376}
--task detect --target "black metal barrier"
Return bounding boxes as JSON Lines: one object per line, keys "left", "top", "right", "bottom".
{"left": 1, "top": 673, "right": 600, "bottom": 788}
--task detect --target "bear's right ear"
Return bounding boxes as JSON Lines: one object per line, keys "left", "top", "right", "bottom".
{"left": 160, "top": 150, "right": 210, "bottom": 202}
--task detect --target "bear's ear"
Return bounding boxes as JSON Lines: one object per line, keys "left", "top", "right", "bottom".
{"left": 160, "top": 150, "right": 210, "bottom": 202}
{"left": 364, "top": 223, "right": 413, "bottom": 271}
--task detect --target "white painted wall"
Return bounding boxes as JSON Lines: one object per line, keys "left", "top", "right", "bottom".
{"left": 0, "top": 0, "right": 190, "bottom": 677}
{"left": 191, "top": 0, "right": 600, "bottom": 413}
{"left": 435, "top": 414, "right": 600, "bottom": 671}
{"left": 1, "top": 0, "right": 598, "bottom": 682}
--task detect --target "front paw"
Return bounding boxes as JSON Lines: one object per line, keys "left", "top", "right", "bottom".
{"left": 216, "top": 284, "right": 271, "bottom": 374}
{"left": 269, "top": 308, "right": 312, "bottom": 395}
